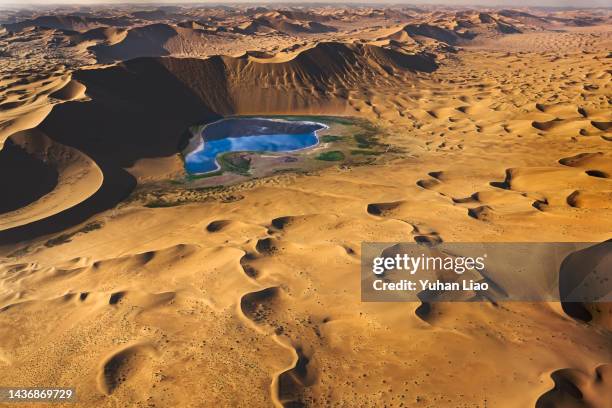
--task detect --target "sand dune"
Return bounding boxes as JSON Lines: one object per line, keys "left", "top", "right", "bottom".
{"left": 248, "top": 14, "right": 337, "bottom": 35}
{"left": 0, "top": 130, "right": 103, "bottom": 232}
{"left": 69, "top": 27, "right": 128, "bottom": 46}
{"left": 392, "top": 23, "right": 465, "bottom": 45}
{"left": 90, "top": 23, "right": 222, "bottom": 63}
{"left": 0, "top": 5, "right": 610, "bottom": 408}
{"left": 50, "top": 79, "right": 86, "bottom": 101}
{"left": 3, "top": 15, "right": 130, "bottom": 32}
{"left": 536, "top": 364, "right": 611, "bottom": 408}
{"left": 0, "top": 42, "right": 435, "bottom": 238}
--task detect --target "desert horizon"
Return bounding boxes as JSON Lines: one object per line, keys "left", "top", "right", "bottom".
{"left": 0, "top": 2, "right": 610, "bottom": 407}
{"left": 1, "top": 1, "right": 611, "bottom": 6}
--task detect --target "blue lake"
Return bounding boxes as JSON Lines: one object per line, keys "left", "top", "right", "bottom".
{"left": 184, "top": 118, "right": 325, "bottom": 174}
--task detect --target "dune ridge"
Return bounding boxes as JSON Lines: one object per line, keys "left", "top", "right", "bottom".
{"left": 0, "top": 41, "right": 436, "bottom": 242}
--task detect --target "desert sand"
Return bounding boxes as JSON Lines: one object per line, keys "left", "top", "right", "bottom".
{"left": 0, "top": 4, "right": 610, "bottom": 408}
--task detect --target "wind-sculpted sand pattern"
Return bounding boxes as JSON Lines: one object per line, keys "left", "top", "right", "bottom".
{"left": 0, "top": 4, "right": 611, "bottom": 408}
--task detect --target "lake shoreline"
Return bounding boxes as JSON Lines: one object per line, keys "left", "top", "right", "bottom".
{"left": 183, "top": 117, "right": 329, "bottom": 175}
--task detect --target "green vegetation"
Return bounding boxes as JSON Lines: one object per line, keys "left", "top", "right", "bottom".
{"left": 320, "top": 135, "right": 343, "bottom": 143}
{"left": 186, "top": 170, "right": 223, "bottom": 181}
{"left": 351, "top": 119, "right": 384, "bottom": 149}
{"left": 176, "top": 115, "right": 389, "bottom": 186}
{"left": 182, "top": 152, "right": 251, "bottom": 181}
{"left": 218, "top": 152, "right": 251, "bottom": 175}
{"left": 354, "top": 132, "right": 376, "bottom": 148}
{"left": 316, "top": 151, "right": 345, "bottom": 161}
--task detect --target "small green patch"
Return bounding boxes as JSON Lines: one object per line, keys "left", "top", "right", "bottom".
{"left": 186, "top": 170, "right": 223, "bottom": 181}
{"left": 354, "top": 133, "right": 375, "bottom": 148}
{"left": 320, "top": 135, "right": 343, "bottom": 143}
{"left": 316, "top": 151, "right": 345, "bottom": 161}
{"left": 219, "top": 152, "right": 251, "bottom": 175}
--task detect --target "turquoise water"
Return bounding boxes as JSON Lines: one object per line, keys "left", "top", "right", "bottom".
{"left": 184, "top": 118, "right": 324, "bottom": 174}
